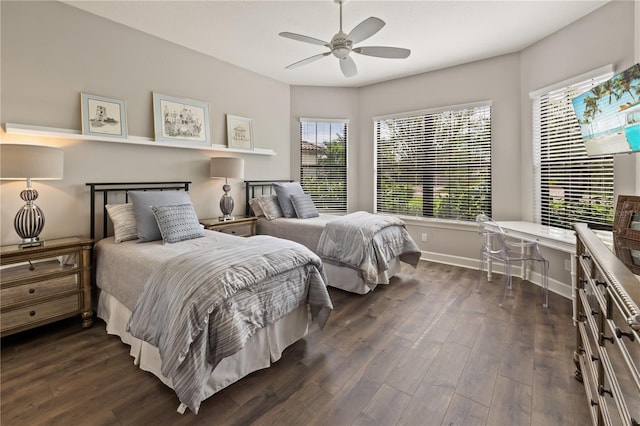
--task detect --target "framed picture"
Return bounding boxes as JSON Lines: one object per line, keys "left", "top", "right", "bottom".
{"left": 81, "top": 93, "right": 127, "bottom": 138}
{"left": 226, "top": 114, "right": 254, "bottom": 150}
{"left": 153, "top": 93, "right": 210, "bottom": 145}
{"left": 614, "top": 236, "right": 640, "bottom": 275}
{"left": 613, "top": 195, "right": 640, "bottom": 241}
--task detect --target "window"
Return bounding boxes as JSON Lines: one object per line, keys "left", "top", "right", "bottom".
{"left": 374, "top": 102, "right": 492, "bottom": 221}
{"left": 531, "top": 66, "right": 615, "bottom": 230}
{"left": 299, "top": 119, "right": 347, "bottom": 213}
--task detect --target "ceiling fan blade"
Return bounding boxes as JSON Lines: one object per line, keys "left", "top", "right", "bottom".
{"left": 279, "top": 32, "right": 330, "bottom": 47}
{"left": 339, "top": 56, "right": 357, "bottom": 78}
{"left": 285, "top": 52, "right": 331, "bottom": 70}
{"left": 353, "top": 46, "right": 411, "bottom": 59}
{"left": 347, "top": 17, "right": 385, "bottom": 44}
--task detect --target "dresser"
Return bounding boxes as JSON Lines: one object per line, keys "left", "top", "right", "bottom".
{"left": 574, "top": 223, "right": 640, "bottom": 425}
{"left": 0, "top": 237, "right": 94, "bottom": 336}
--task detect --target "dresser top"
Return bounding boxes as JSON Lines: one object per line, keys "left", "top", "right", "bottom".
{"left": 1, "top": 237, "right": 93, "bottom": 257}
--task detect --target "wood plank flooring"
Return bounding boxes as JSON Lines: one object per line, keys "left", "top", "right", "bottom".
{"left": 1, "top": 261, "right": 591, "bottom": 425}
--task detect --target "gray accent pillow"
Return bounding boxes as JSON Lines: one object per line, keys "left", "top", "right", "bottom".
{"left": 290, "top": 193, "right": 319, "bottom": 219}
{"left": 105, "top": 203, "right": 137, "bottom": 243}
{"left": 255, "top": 194, "right": 283, "bottom": 220}
{"left": 151, "top": 203, "right": 205, "bottom": 244}
{"left": 129, "top": 190, "right": 192, "bottom": 242}
{"left": 273, "top": 182, "right": 305, "bottom": 218}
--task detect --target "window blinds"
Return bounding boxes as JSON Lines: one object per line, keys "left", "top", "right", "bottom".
{"left": 299, "top": 119, "right": 348, "bottom": 213}
{"left": 532, "top": 70, "right": 615, "bottom": 230}
{"left": 374, "top": 102, "right": 492, "bottom": 220}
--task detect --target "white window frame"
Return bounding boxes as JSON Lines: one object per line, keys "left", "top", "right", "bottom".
{"left": 530, "top": 65, "right": 615, "bottom": 230}
{"left": 373, "top": 101, "right": 492, "bottom": 221}
{"left": 299, "top": 118, "right": 348, "bottom": 213}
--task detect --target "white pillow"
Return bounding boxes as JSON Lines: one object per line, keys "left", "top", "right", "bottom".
{"left": 105, "top": 204, "right": 137, "bottom": 243}
{"left": 151, "top": 204, "right": 205, "bottom": 244}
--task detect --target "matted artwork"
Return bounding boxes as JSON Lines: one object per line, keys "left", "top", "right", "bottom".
{"left": 226, "top": 114, "right": 254, "bottom": 150}
{"left": 81, "top": 93, "right": 127, "bottom": 138}
{"left": 153, "top": 93, "right": 210, "bottom": 145}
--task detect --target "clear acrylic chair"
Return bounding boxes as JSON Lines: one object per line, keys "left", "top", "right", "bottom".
{"left": 475, "top": 214, "right": 549, "bottom": 308}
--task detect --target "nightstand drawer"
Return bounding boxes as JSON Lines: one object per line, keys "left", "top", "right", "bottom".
{"left": 215, "top": 223, "right": 253, "bottom": 237}
{"left": 1, "top": 274, "right": 78, "bottom": 308}
{"left": 1, "top": 295, "right": 80, "bottom": 333}
{"left": 1, "top": 258, "right": 76, "bottom": 284}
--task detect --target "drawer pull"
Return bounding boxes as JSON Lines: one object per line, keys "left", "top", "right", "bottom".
{"left": 577, "top": 346, "right": 585, "bottom": 355}
{"left": 595, "top": 280, "right": 607, "bottom": 288}
{"left": 29, "top": 310, "right": 36, "bottom": 317}
{"left": 590, "top": 399, "right": 598, "bottom": 407}
{"left": 28, "top": 288, "right": 35, "bottom": 294}
{"left": 615, "top": 327, "right": 635, "bottom": 342}
{"left": 631, "top": 416, "right": 638, "bottom": 426}
{"left": 601, "top": 333, "right": 614, "bottom": 345}
{"left": 581, "top": 253, "right": 591, "bottom": 260}
{"left": 28, "top": 260, "right": 35, "bottom": 271}
{"left": 598, "top": 385, "right": 612, "bottom": 398}
{"left": 591, "top": 309, "right": 598, "bottom": 317}
{"left": 578, "top": 313, "right": 587, "bottom": 321}
{"left": 590, "top": 354, "right": 599, "bottom": 362}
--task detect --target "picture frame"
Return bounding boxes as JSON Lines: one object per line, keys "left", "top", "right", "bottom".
{"left": 226, "top": 114, "right": 254, "bottom": 150}
{"left": 614, "top": 235, "right": 640, "bottom": 275}
{"left": 81, "top": 93, "right": 127, "bottom": 138}
{"left": 613, "top": 195, "right": 640, "bottom": 241}
{"left": 153, "top": 92, "right": 210, "bottom": 145}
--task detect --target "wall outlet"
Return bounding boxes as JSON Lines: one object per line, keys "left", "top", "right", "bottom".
{"left": 421, "top": 233, "right": 428, "bottom": 242}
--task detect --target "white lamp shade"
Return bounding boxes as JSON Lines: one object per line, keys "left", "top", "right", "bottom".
{"left": 1, "top": 144, "right": 64, "bottom": 180}
{"left": 210, "top": 157, "right": 244, "bottom": 179}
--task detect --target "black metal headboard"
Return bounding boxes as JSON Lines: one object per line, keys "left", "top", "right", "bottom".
{"left": 86, "top": 181, "right": 191, "bottom": 240}
{"left": 244, "top": 180, "right": 292, "bottom": 215}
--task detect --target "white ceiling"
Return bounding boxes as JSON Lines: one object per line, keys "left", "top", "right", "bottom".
{"left": 62, "top": 0, "right": 610, "bottom": 88}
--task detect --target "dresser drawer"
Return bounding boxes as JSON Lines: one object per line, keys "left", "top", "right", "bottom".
{"left": 1, "top": 274, "right": 78, "bottom": 308}
{"left": 0, "top": 258, "right": 76, "bottom": 284}
{"left": 1, "top": 295, "right": 80, "bottom": 334}
{"left": 215, "top": 223, "right": 253, "bottom": 237}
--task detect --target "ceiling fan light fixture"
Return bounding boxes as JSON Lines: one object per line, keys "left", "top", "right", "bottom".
{"left": 332, "top": 47, "right": 350, "bottom": 59}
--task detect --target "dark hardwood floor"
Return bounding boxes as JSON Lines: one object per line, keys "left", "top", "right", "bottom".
{"left": 1, "top": 261, "right": 590, "bottom": 425}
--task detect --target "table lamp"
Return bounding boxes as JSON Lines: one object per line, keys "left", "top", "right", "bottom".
{"left": 210, "top": 157, "right": 244, "bottom": 221}
{"left": 1, "top": 144, "right": 64, "bottom": 248}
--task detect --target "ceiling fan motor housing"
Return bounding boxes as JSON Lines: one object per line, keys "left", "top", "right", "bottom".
{"left": 330, "top": 31, "right": 352, "bottom": 59}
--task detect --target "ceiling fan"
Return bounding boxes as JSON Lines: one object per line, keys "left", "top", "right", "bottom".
{"left": 279, "top": 0, "right": 411, "bottom": 78}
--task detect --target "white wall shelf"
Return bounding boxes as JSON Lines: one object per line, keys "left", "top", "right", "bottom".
{"left": 3, "top": 123, "right": 276, "bottom": 156}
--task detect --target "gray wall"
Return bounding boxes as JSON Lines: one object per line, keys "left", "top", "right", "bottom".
{"left": 1, "top": 1, "right": 291, "bottom": 243}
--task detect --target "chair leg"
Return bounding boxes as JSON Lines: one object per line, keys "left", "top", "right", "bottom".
{"left": 541, "top": 259, "right": 549, "bottom": 308}
{"left": 499, "top": 261, "right": 511, "bottom": 308}
{"left": 476, "top": 256, "right": 486, "bottom": 293}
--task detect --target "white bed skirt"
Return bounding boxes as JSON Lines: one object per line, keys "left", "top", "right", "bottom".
{"left": 97, "top": 290, "right": 309, "bottom": 404}
{"left": 324, "top": 256, "right": 401, "bottom": 294}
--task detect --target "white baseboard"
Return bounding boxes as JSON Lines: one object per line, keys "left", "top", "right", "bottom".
{"left": 419, "top": 251, "right": 572, "bottom": 300}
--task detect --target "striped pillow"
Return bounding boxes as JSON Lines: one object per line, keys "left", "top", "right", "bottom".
{"left": 105, "top": 204, "right": 138, "bottom": 243}
{"left": 151, "top": 204, "right": 205, "bottom": 244}
{"left": 290, "top": 194, "right": 319, "bottom": 219}
{"left": 255, "top": 195, "right": 283, "bottom": 220}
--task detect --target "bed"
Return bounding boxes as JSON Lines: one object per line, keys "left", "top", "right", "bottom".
{"left": 87, "top": 181, "right": 333, "bottom": 415}
{"left": 245, "top": 180, "right": 421, "bottom": 294}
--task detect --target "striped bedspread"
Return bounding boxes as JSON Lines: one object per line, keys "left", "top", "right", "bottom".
{"left": 317, "top": 211, "right": 421, "bottom": 288}
{"left": 126, "top": 235, "right": 332, "bottom": 414}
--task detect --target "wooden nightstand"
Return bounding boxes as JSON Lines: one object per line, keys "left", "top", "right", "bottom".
{"left": 0, "top": 237, "right": 94, "bottom": 337}
{"left": 200, "top": 216, "right": 257, "bottom": 237}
